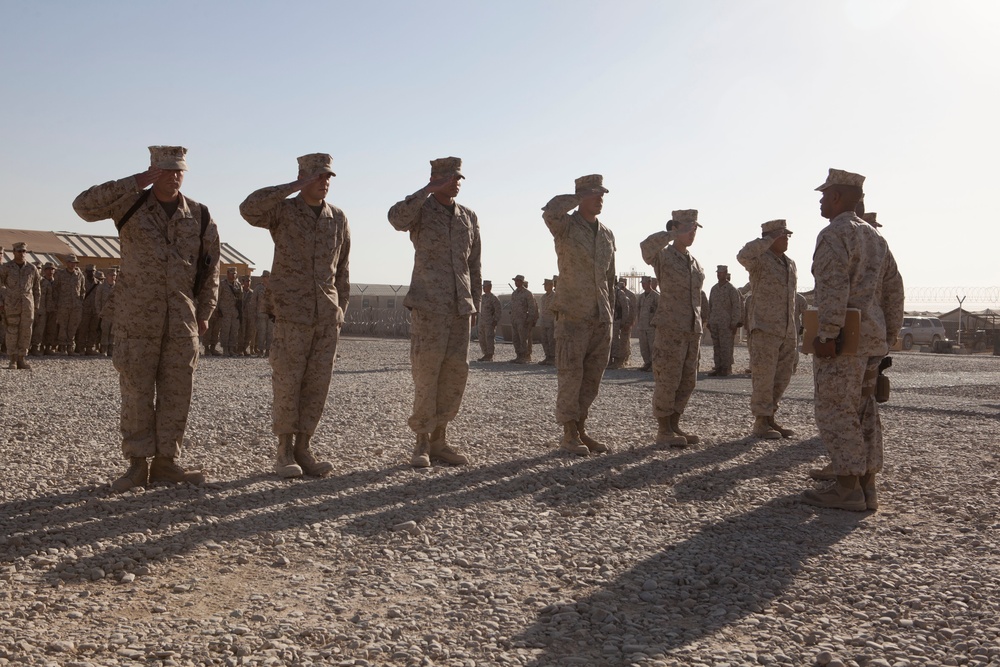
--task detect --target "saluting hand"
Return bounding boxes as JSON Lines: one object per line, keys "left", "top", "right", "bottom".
{"left": 134, "top": 167, "right": 163, "bottom": 189}
{"left": 425, "top": 174, "right": 457, "bottom": 194}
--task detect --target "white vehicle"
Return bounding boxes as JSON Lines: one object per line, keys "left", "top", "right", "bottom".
{"left": 899, "top": 316, "right": 947, "bottom": 350}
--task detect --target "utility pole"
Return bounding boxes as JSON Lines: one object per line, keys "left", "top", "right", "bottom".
{"left": 957, "top": 295, "right": 966, "bottom": 346}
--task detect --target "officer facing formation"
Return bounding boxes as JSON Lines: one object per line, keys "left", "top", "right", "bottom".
{"left": 737, "top": 219, "right": 799, "bottom": 440}
{"left": 389, "top": 157, "right": 480, "bottom": 468}
{"left": 509, "top": 274, "right": 538, "bottom": 363}
{"left": 802, "top": 168, "right": 904, "bottom": 511}
{"left": 241, "top": 152, "right": 350, "bottom": 479}
{"left": 537, "top": 277, "right": 556, "bottom": 365}
{"left": 73, "top": 145, "right": 221, "bottom": 492}
{"left": 707, "top": 265, "right": 742, "bottom": 376}
{"left": 542, "top": 174, "right": 616, "bottom": 456}
{"left": 477, "top": 279, "right": 501, "bottom": 362}
{"left": 641, "top": 209, "right": 705, "bottom": 448}
{"left": 635, "top": 275, "right": 658, "bottom": 372}
{"left": 0, "top": 241, "right": 42, "bottom": 369}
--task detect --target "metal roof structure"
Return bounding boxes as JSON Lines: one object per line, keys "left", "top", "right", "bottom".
{"left": 0, "top": 230, "right": 254, "bottom": 269}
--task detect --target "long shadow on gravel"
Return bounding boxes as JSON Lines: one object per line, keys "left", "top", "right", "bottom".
{"left": 513, "top": 498, "right": 866, "bottom": 666}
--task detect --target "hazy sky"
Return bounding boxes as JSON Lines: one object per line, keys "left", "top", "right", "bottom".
{"left": 1, "top": 1, "right": 997, "bottom": 309}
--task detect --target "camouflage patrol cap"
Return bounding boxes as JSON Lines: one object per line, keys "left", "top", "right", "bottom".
{"left": 106, "top": 266, "right": 118, "bottom": 274}
{"left": 85, "top": 263, "right": 96, "bottom": 270}
{"left": 716, "top": 265, "right": 728, "bottom": 273}
{"left": 574, "top": 174, "right": 609, "bottom": 195}
{"left": 261, "top": 270, "right": 270, "bottom": 277}
{"left": 297, "top": 153, "right": 336, "bottom": 178}
{"left": 543, "top": 278, "right": 553, "bottom": 286}
{"left": 66, "top": 254, "right": 79, "bottom": 263}
{"left": 670, "top": 209, "right": 702, "bottom": 227}
{"left": 815, "top": 168, "right": 865, "bottom": 192}
{"left": 42, "top": 262, "right": 54, "bottom": 269}
{"left": 513, "top": 274, "right": 525, "bottom": 282}
{"left": 482, "top": 279, "right": 491, "bottom": 286}
{"left": 149, "top": 145, "right": 188, "bottom": 171}
{"left": 226, "top": 267, "right": 237, "bottom": 274}
{"left": 430, "top": 157, "right": 464, "bottom": 179}
{"left": 12, "top": 242, "right": 27, "bottom": 251}
{"left": 762, "top": 219, "right": 792, "bottom": 235}
{"left": 861, "top": 212, "right": 881, "bottom": 228}
{"left": 95, "top": 271, "right": 105, "bottom": 279}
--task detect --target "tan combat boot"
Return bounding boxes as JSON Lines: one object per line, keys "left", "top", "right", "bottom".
{"left": 16, "top": 355, "right": 31, "bottom": 370}
{"left": 577, "top": 419, "right": 609, "bottom": 453}
{"left": 670, "top": 413, "right": 698, "bottom": 445}
{"left": 411, "top": 433, "right": 431, "bottom": 468}
{"left": 859, "top": 472, "right": 878, "bottom": 511}
{"left": 560, "top": 421, "right": 589, "bottom": 456}
{"left": 808, "top": 462, "right": 836, "bottom": 480}
{"left": 752, "top": 416, "right": 781, "bottom": 440}
{"left": 429, "top": 425, "right": 470, "bottom": 465}
{"left": 655, "top": 416, "right": 688, "bottom": 447}
{"left": 767, "top": 416, "right": 795, "bottom": 438}
{"left": 274, "top": 434, "right": 303, "bottom": 478}
{"left": 111, "top": 457, "right": 149, "bottom": 493}
{"left": 801, "top": 475, "right": 867, "bottom": 511}
{"left": 150, "top": 456, "right": 206, "bottom": 485}
{"left": 7, "top": 356, "right": 16, "bottom": 370}
{"left": 294, "top": 433, "right": 333, "bottom": 477}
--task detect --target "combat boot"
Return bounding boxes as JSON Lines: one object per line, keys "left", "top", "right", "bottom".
{"left": 670, "top": 413, "right": 698, "bottom": 445}
{"left": 801, "top": 475, "right": 867, "bottom": 511}
{"left": 767, "top": 416, "right": 795, "bottom": 438}
{"left": 752, "top": 416, "right": 781, "bottom": 440}
{"left": 859, "top": 472, "right": 878, "bottom": 511}
{"left": 577, "top": 419, "right": 608, "bottom": 453}
{"left": 429, "top": 425, "right": 469, "bottom": 465}
{"left": 111, "top": 457, "right": 148, "bottom": 493}
{"left": 294, "top": 433, "right": 332, "bottom": 477}
{"left": 16, "top": 355, "right": 31, "bottom": 370}
{"left": 560, "top": 421, "right": 589, "bottom": 456}
{"left": 7, "top": 356, "right": 17, "bottom": 369}
{"left": 656, "top": 416, "right": 688, "bottom": 447}
{"left": 411, "top": 433, "right": 431, "bottom": 468}
{"left": 274, "top": 434, "right": 303, "bottom": 478}
{"left": 106, "top": 343, "right": 114, "bottom": 357}
{"left": 808, "top": 462, "right": 836, "bottom": 480}
{"left": 149, "top": 456, "right": 206, "bottom": 485}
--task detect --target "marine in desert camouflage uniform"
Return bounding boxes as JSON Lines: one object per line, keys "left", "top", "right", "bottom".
{"left": 509, "top": 274, "right": 538, "bottom": 363}
{"left": 640, "top": 209, "right": 705, "bottom": 448}
{"left": 542, "top": 174, "right": 616, "bottom": 456}
{"left": 389, "top": 157, "right": 481, "bottom": 468}
{"left": 73, "top": 145, "right": 221, "bottom": 492}
{"left": 477, "top": 279, "right": 501, "bottom": 362}
{"left": 802, "top": 169, "right": 904, "bottom": 512}
{"left": 737, "top": 219, "right": 799, "bottom": 440}
{"left": 217, "top": 268, "right": 242, "bottom": 356}
{"left": 241, "top": 153, "right": 350, "bottom": 479}
{"left": 255, "top": 270, "right": 273, "bottom": 356}
{"left": 95, "top": 268, "right": 117, "bottom": 356}
{"left": 707, "top": 265, "right": 742, "bottom": 376}
{"left": 53, "top": 254, "right": 84, "bottom": 354}
{"left": 635, "top": 275, "right": 658, "bottom": 372}
{"left": 609, "top": 278, "right": 636, "bottom": 369}
{"left": 537, "top": 277, "right": 556, "bottom": 365}
{"left": 0, "top": 242, "right": 41, "bottom": 369}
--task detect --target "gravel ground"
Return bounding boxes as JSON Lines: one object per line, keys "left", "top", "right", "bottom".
{"left": 2, "top": 339, "right": 999, "bottom": 667}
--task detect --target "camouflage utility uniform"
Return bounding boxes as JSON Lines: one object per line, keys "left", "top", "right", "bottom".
{"left": 0, "top": 260, "right": 41, "bottom": 357}
{"left": 73, "top": 176, "right": 221, "bottom": 461}
{"left": 477, "top": 289, "right": 501, "bottom": 361}
{"left": 641, "top": 231, "right": 705, "bottom": 422}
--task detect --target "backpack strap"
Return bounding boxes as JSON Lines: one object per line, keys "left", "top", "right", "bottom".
{"left": 115, "top": 190, "right": 150, "bottom": 232}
